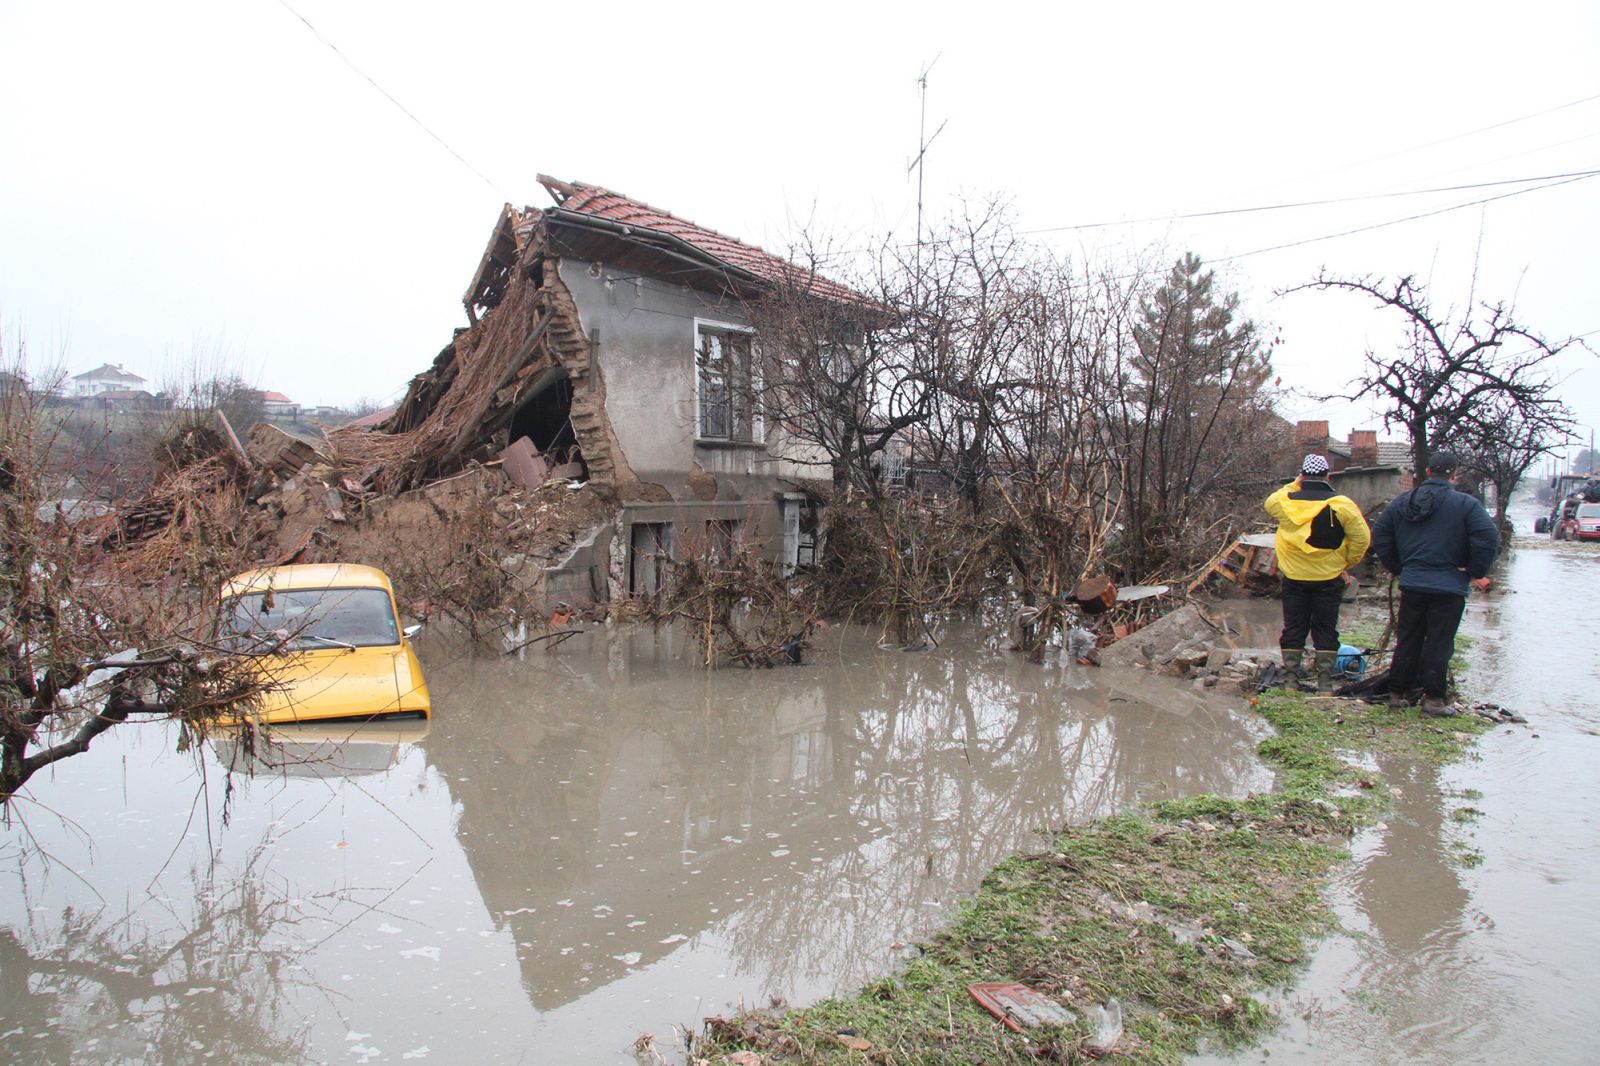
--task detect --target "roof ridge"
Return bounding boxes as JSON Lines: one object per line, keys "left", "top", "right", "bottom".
{"left": 562, "top": 179, "right": 801, "bottom": 265}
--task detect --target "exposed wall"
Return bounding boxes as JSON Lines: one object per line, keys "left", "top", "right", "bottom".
{"left": 557, "top": 258, "right": 827, "bottom": 503}
{"left": 1329, "top": 465, "right": 1405, "bottom": 514}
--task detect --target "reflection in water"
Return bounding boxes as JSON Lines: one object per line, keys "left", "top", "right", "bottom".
{"left": 1354, "top": 760, "right": 1469, "bottom": 958}
{"left": 214, "top": 720, "right": 431, "bottom": 780}
{"left": 2, "top": 620, "right": 1271, "bottom": 1063}
{"left": 0, "top": 848, "right": 319, "bottom": 1064}
{"left": 422, "top": 621, "right": 1272, "bottom": 1016}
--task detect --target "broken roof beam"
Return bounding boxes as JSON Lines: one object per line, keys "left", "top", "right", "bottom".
{"left": 443, "top": 307, "right": 557, "bottom": 462}
{"left": 462, "top": 203, "right": 525, "bottom": 322}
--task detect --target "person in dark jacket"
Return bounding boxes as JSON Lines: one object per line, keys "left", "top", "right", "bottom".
{"left": 1369, "top": 451, "right": 1500, "bottom": 716}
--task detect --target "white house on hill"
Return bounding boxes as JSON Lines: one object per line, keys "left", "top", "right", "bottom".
{"left": 70, "top": 363, "right": 147, "bottom": 399}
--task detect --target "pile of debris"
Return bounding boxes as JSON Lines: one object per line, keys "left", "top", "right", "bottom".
{"left": 1098, "top": 604, "right": 1276, "bottom": 696}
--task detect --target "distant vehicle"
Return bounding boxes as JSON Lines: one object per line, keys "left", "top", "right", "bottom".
{"left": 1535, "top": 477, "right": 1600, "bottom": 537}
{"left": 218, "top": 563, "right": 430, "bottom": 726}
{"left": 1574, "top": 502, "right": 1600, "bottom": 543}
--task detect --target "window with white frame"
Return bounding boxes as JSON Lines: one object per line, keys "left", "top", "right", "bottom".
{"left": 695, "top": 322, "right": 761, "bottom": 443}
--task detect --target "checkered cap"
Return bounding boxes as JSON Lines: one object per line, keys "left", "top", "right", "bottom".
{"left": 1301, "top": 453, "right": 1330, "bottom": 476}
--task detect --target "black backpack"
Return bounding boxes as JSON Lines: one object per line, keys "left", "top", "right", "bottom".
{"left": 1307, "top": 504, "right": 1346, "bottom": 550}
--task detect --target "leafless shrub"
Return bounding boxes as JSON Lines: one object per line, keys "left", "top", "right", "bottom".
{"left": 636, "top": 531, "right": 820, "bottom": 668}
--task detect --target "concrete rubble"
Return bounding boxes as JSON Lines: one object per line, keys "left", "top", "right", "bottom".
{"left": 1098, "top": 603, "right": 1277, "bottom": 696}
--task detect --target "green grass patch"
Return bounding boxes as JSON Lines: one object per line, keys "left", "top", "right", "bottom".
{"left": 1340, "top": 618, "right": 1385, "bottom": 648}
{"left": 696, "top": 692, "right": 1490, "bottom": 1065}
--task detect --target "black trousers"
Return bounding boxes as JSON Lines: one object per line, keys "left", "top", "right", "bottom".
{"left": 1279, "top": 576, "right": 1344, "bottom": 651}
{"left": 1388, "top": 588, "right": 1467, "bottom": 698}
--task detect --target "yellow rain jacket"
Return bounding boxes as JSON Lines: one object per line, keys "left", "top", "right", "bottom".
{"left": 1264, "top": 478, "right": 1371, "bottom": 581}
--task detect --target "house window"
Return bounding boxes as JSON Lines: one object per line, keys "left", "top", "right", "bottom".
{"left": 706, "top": 518, "right": 742, "bottom": 565}
{"left": 696, "top": 323, "right": 761, "bottom": 443}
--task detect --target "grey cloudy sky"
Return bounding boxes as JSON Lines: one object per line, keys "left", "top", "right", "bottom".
{"left": 2, "top": 0, "right": 1596, "bottom": 457}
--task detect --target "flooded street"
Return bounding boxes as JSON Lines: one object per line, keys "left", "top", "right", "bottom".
{"left": 8, "top": 490, "right": 1595, "bottom": 1066}
{"left": 1, "top": 621, "right": 1271, "bottom": 1064}
{"left": 1200, "top": 492, "right": 1600, "bottom": 1065}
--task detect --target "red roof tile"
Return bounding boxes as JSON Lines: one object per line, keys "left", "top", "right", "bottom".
{"left": 545, "top": 180, "right": 861, "bottom": 304}
{"left": 344, "top": 405, "right": 396, "bottom": 430}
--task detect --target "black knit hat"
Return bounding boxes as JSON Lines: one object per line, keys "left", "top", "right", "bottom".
{"left": 1427, "top": 451, "right": 1459, "bottom": 474}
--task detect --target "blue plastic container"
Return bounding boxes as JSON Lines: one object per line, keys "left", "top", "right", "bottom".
{"left": 1335, "top": 643, "right": 1366, "bottom": 679}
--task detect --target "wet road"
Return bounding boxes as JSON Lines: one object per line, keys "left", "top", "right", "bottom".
{"left": 1197, "top": 492, "right": 1600, "bottom": 1065}
{"left": 0, "top": 620, "right": 1270, "bottom": 1064}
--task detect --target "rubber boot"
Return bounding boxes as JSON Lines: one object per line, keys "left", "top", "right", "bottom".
{"left": 1281, "top": 648, "right": 1304, "bottom": 683}
{"left": 1314, "top": 650, "right": 1338, "bottom": 693}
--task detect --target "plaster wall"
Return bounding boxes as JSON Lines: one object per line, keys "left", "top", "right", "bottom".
{"left": 1329, "top": 465, "right": 1406, "bottom": 514}
{"left": 556, "top": 259, "right": 827, "bottom": 502}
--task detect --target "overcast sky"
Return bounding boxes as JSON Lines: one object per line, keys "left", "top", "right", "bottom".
{"left": 2, "top": 0, "right": 1596, "bottom": 460}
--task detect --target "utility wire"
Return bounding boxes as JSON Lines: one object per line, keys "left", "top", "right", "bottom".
{"left": 1212, "top": 171, "right": 1600, "bottom": 264}
{"left": 1022, "top": 168, "right": 1600, "bottom": 235}
{"left": 275, "top": 0, "right": 508, "bottom": 198}
{"left": 835, "top": 165, "right": 1599, "bottom": 267}
{"left": 1330, "top": 90, "right": 1600, "bottom": 169}
{"left": 1229, "top": 90, "right": 1600, "bottom": 199}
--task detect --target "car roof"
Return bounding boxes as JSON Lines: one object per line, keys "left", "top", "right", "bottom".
{"left": 221, "top": 563, "right": 395, "bottom": 596}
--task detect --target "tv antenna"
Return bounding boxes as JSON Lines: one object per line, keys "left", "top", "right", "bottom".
{"left": 909, "top": 54, "right": 947, "bottom": 269}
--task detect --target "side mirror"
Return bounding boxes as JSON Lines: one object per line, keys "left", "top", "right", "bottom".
{"left": 402, "top": 623, "right": 423, "bottom": 639}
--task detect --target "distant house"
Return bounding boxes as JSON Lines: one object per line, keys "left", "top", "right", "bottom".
{"left": 70, "top": 363, "right": 147, "bottom": 399}
{"left": 92, "top": 388, "right": 165, "bottom": 413}
{"left": 256, "top": 391, "right": 299, "bottom": 419}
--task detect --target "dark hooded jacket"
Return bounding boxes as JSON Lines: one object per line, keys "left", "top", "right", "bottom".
{"left": 1371, "top": 478, "right": 1500, "bottom": 595}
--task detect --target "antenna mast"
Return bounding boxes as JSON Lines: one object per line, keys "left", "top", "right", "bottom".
{"left": 909, "top": 55, "right": 946, "bottom": 275}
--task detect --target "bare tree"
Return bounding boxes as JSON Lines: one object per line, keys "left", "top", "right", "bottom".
{"left": 1, "top": 376, "right": 266, "bottom": 806}
{"left": 749, "top": 241, "right": 935, "bottom": 494}
{"left": 1293, "top": 272, "right": 1578, "bottom": 473}
{"left": 1452, "top": 396, "right": 1565, "bottom": 528}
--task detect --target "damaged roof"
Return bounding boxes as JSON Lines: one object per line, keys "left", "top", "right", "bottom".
{"left": 464, "top": 174, "right": 865, "bottom": 319}
{"left": 539, "top": 176, "right": 859, "bottom": 303}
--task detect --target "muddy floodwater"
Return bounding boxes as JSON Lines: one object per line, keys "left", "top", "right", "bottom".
{"left": 1, "top": 619, "right": 1272, "bottom": 1064}
{"left": 1198, "top": 492, "right": 1600, "bottom": 1066}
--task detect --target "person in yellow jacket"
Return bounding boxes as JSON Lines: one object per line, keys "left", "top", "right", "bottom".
{"left": 1264, "top": 454, "right": 1371, "bottom": 691}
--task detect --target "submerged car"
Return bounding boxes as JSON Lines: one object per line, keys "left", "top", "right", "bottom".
{"left": 219, "top": 563, "right": 430, "bottom": 726}
{"left": 1574, "top": 502, "right": 1600, "bottom": 542}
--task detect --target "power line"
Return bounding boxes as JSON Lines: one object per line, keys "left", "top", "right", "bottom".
{"left": 1229, "top": 90, "right": 1600, "bottom": 200}
{"left": 1021, "top": 167, "right": 1600, "bottom": 235}
{"left": 834, "top": 165, "right": 1598, "bottom": 268}
{"left": 1212, "top": 171, "right": 1600, "bottom": 264}
{"left": 275, "top": 0, "right": 508, "bottom": 198}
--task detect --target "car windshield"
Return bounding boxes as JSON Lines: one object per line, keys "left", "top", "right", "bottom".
{"left": 223, "top": 587, "right": 399, "bottom": 650}
{"left": 1578, "top": 504, "right": 1600, "bottom": 518}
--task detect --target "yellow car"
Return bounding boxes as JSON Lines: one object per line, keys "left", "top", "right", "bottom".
{"left": 218, "top": 563, "right": 431, "bottom": 726}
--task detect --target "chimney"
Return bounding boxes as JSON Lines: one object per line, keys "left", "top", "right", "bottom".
{"left": 1349, "top": 430, "right": 1378, "bottom": 467}
{"left": 1295, "top": 420, "right": 1330, "bottom": 457}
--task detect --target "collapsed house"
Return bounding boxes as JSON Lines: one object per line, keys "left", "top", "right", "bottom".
{"left": 337, "top": 176, "right": 857, "bottom": 607}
